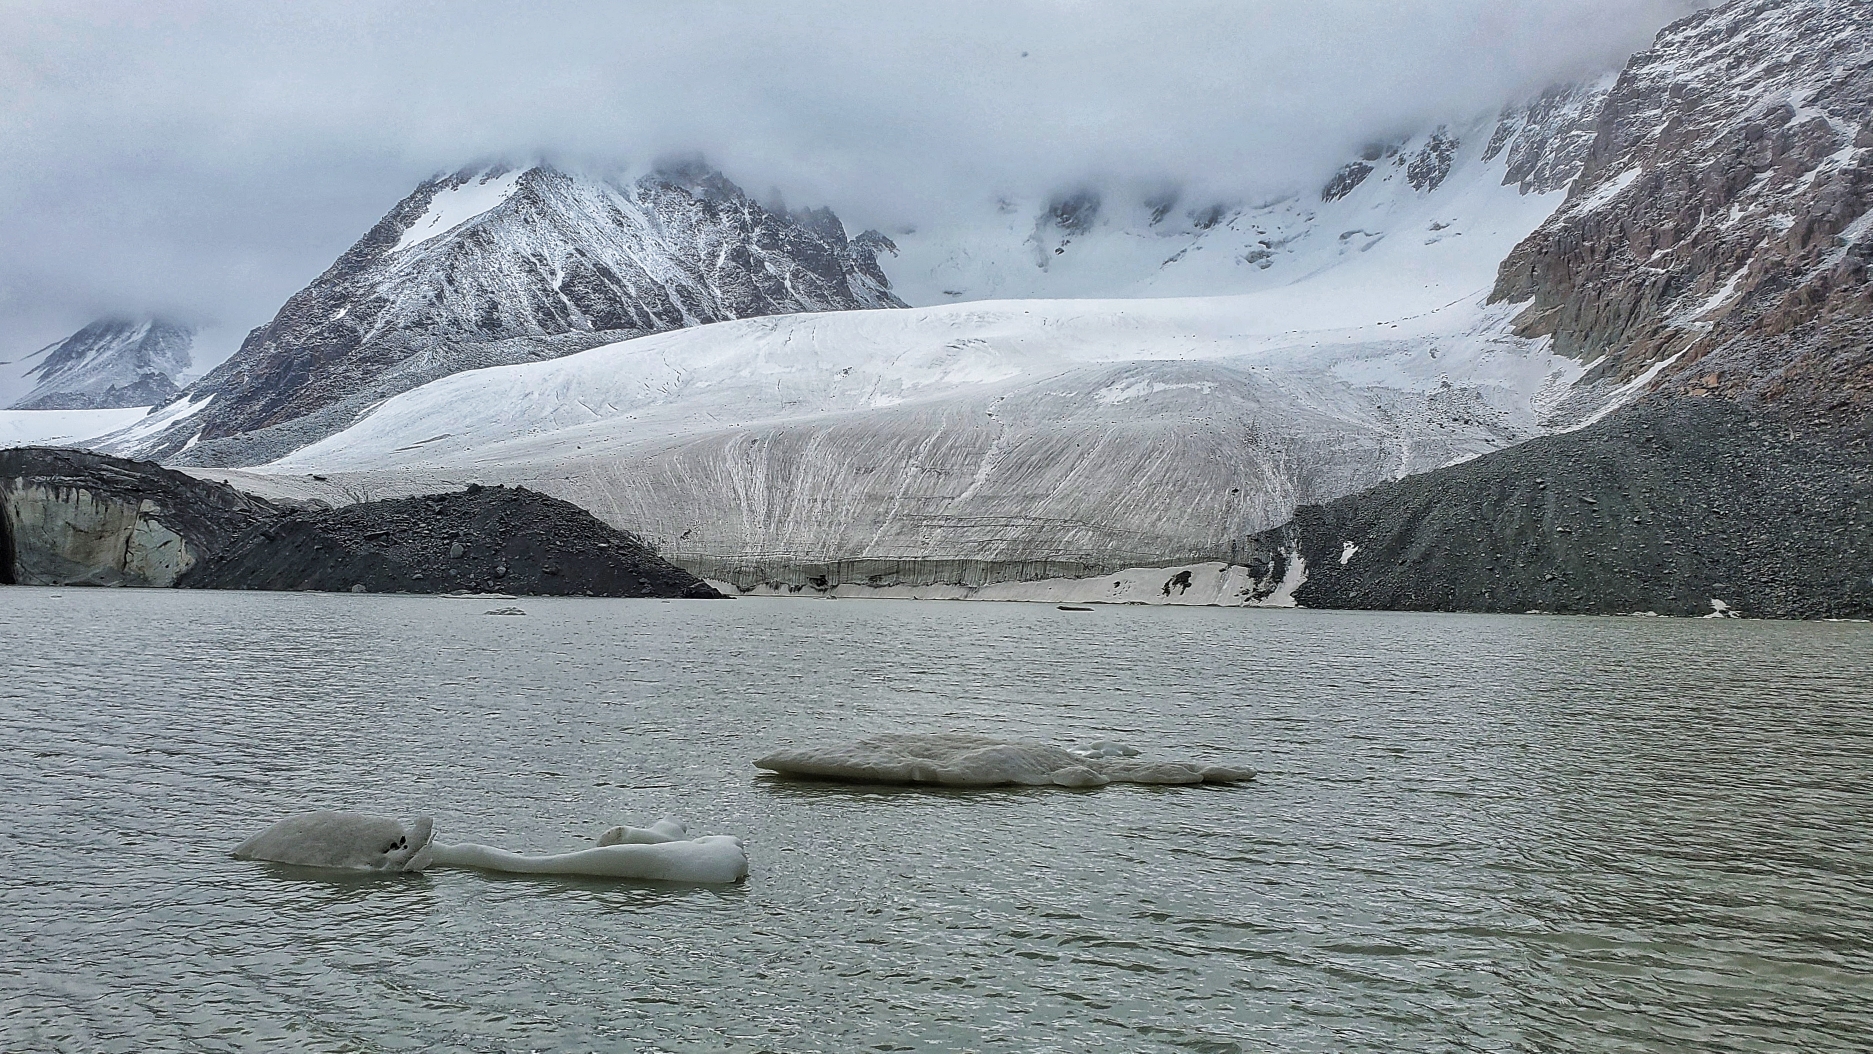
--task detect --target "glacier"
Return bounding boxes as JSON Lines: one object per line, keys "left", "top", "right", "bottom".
{"left": 0, "top": 406, "right": 154, "bottom": 451}
{"left": 203, "top": 114, "right": 1604, "bottom": 594}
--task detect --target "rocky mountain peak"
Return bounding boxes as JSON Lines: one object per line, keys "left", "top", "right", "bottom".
{"left": 8, "top": 317, "right": 195, "bottom": 410}
{"left": 1491, "top": 0, "right": 1873, "bottom": 417}
{"left": 128, "top": 161, "right": 906, "bottom": 466}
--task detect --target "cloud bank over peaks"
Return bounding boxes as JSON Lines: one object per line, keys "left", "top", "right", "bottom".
{"left": 0, "top": 0, "right": 1707, "bottom": 350}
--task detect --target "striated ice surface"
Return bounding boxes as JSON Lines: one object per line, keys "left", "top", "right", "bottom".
{"left": 755, "top": 733, "right": 1254, "bottom": 788}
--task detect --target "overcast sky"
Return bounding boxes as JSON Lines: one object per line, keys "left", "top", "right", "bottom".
{"left": 1, "top": 0, "right": 1702, "bottom": 356}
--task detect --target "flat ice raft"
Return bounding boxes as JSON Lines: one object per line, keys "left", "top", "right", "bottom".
{"left": 231, "top": 812, "right": 747, "bottom": 883}
{"left": 755, "top": 733, "right": 1255, "bottom": 788}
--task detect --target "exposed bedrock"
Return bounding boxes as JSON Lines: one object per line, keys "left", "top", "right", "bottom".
{"left": 1491, "top": 0, "right": 1873, "bottom": 413}
{"left": 0, "top": 447, "right": 277, "bottom": 586}
{"left": 1244, "top": 399, "right": 1873, "bottom": 620}
{"left": 184, "top": 484, "right": 721, "bottom": 598}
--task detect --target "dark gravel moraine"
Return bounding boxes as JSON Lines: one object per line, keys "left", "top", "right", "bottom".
{"left": 1245, "top": 398, "right": 1873, "bottom": 620}
{"left": 182, "top": 484, "right": 721, "bottom": 598}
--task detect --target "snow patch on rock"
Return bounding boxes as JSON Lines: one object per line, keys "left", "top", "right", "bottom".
{"left": 391, "top": 169, "right": 523, "bottom": 253}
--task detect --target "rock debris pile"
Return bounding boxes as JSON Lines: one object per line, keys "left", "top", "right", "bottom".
{"left": 186, "top": 483, "right": 721, "bottom": 597}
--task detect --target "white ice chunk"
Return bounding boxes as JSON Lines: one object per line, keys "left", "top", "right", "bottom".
{"left": 230, "top": 810, "right": 435, "bottom": 872}
{"left": 428, "top": 836, "right": 747, "bottom": 883}
{"left": 755, "top": 732, "right": 1254, "bottom": 788}
{"left": 1071, "top": 740, "right": 1141, "bottom": 760}
{"left": 232, "top": 811, "right": 746, "bottom": 883}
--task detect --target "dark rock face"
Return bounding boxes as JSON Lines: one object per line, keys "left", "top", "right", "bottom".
{"left": 1491, "top": 0, "right": 1873, "bottom": 412}
{"left": 1404, "top": 128, "right": 1461, "bottom": 192}
{"left": 1320, "top": 162, "right": 1375, "bottom": 203}
{"left": 1482, "top": 81, "right": 1613, "bottom": 195}
{"left": 9, "top": 319, "right": 194, "bottom": 410}
{"left": 184, "top": 484, "right": 722, "bottom": 598}
{"left": 0, "top": 447, "right": 277, "bottom": 586}
{"left": 130, "top": 163, "right": 904, "bottom": 466}
{"left": 1030, "top": 190, "right": 1103, "bottom": 262}
{"left": 1244, "top": 399, "right": 1873, "bottom": 620}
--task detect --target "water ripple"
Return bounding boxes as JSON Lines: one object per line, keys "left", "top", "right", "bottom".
{"left": 1, "top": 588, "right": 1869, "bottom": 1052}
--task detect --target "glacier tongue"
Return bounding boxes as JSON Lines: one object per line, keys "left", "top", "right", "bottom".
{"left": 228, "top": 286, "right": 1572, "bottom": 592}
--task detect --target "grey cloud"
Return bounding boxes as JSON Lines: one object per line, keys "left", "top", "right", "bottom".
{"left": 0, "top": 0, "right": 1704, "bottom": 352}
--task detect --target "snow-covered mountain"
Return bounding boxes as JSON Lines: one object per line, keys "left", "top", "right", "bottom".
{"left": 5, "top": 318, "right": 194, "bottom": 410}
{"left": 138, "top": 162, "right": 904, "bottom": 465}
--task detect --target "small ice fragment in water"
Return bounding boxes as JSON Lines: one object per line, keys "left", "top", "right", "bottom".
{"left": 1072, "top": 741, "right": 1141, "bottom": 760}
{"left": 428, "top": 835, "right": 747, "bottom": 883}
{"left": 231, "top": 811, "right": 435, "bottom": 872}
{"left": 485, "top": 606, "right": 526, "bottom": 615}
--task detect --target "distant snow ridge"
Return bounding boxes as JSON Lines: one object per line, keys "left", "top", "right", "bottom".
{"left": 122, "top": 162, "right": 904, "bottom": 466}
{"left": 883, "top": 83, "right": 1609, "bottom": 307}
{"left": 8, "top": 318, "right": 194, "bottom": 411}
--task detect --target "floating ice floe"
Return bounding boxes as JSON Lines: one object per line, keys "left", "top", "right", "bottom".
{"left": 754, "top": 733, "right": 1254, "bottom": 788}
{"left": 231, "top": 811, "right": 747, "bottom": 883}
{"left": 231, "top": 811, "right": 434, "bottom": 872}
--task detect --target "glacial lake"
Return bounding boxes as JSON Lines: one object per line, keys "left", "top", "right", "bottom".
{"left": 2, "top": 588, "right": 1869, "bottom": 1054}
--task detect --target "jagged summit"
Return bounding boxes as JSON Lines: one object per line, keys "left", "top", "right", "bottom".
{"left": 123, "top": 161, "right": 903, "bottom": 465}
{"left": 7, "top": 318, "right": 195, "bottom": 410}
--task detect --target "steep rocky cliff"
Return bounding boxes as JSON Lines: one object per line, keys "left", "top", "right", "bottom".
{"left": 117, "top": 162, "right": 902, "bottom": 466}
{"left": 7, "top": 319, "right": 195, "bottom": 411}
{"left": 0, "top": 447, "right": 276, "bottom": 586}
{"left": 1493, "top": 0, "right": 1872, "bottom": 419}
